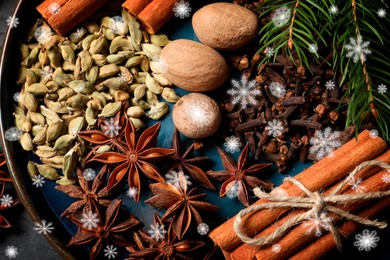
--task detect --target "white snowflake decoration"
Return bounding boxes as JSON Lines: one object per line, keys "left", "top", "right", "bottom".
{"left": 35, "top": 26, "right": 53, "bottom": 44}
{"left": 224, "top": 136, "right": 242, "bottom": 153}
{"left": 82, "top": 168, "right": 96, "bottom": 181}
{"left": 112, "top": 16, "right": 127, "bottom": 35}
{"left": 265, "top": 46, "right": 275, "bottom": 58}
{"left": 127, "top": 187, "right": 138, "bottom": 199}
{"left": 377, "top": 8, "right": 387, "bottom": 18}
{"left": 268, "top": 82, "right": 286, "bottom": 98}
{"left": 101, "top": 118, "right": 121, "bottom": 138}
{"left": 308, "top": 43, "right": 318, "bottom": 54}
{"left": 13, "top": 92, "right": 21, "bottom": 103}
{"left": 4, "top": 127, "right": 23, "bottom": 142}
{"left": 227, "top": 76, "right": 261, "bottom": 108}
{"left": 188, "top": 106, "right": 213, "bottom": 127}
{"left": 369, "top": 129, "right": 379, "bottom": 139}
{"left": 32, "top": 174, "right": 45, "bottom": 188}
{"left": 118, "top": 73, "right": 131, "bottom": 83}
{"left": 303, "top": 212, "right": 333, "bottom": 237}
{"left": 173, "top": 0, "right": 192, "bottom": 19}
{"left": 382, "top": 173, "right": 390, "bottom": 184}
{"left": 7, "top": 16, "right": 19, "bottom": 28}
{"left": 271, "top": 187, "right": 289, "bottom": 197}
{"left": 272, "top": 6, "right": 291, "bottom": 27}
{"left": 348, "top": 178, "right": 366, "bottom": 193}
{"left": 48, "top": 2, "right": 61, "bottom": 14}
{"left": 104, "top": 245, "right": 118, "bottom": 259}
{"left": 197, "top": 223, "right": 209, "bottom": 236}
{"left": 378, "top": 84, "right": 387, "bottom": 94}
{"left": 330, "top": 5, "right": 339, "bottom": 15}
{"left": 354, "top": 229, "right": 380, "bottom": 251}
{"left": 74, "top": 28, "right": 86, "bottom": 40}
{"left": 226, "top": 181, "right": 239, "bottom": 199}
{"left": 81, "top": 211, "right": 99, "bottom": 230}
{"left": 325, "top": 80, "right": 336, "bottom": 90}
{"left": 4, "top": 246, "right": 18, "bottom": 259}
{"left": 309, "top": 127, "right": 342, "bottom": 160}
{"left": 148, "top": 223, "right": 167, "bottom": 241}
{"left": 0, "top": 194, "right": 13, "bottom": 207}
{"left": 34, "top": 220, "right": 55, "bottom": 235}
{"left": 271, "top": 244, "right": 281, "bottom": 253}
{"left": 41, "top": 66, "right": 54, "bottom": 80}
{"left": 345, "top": 36, "right": 371, "bottom": 63}
{"left": 265, "top": 119, "right": 284, "bottom": 138}
{"left": 166, "top": 171, "right": 191, "bottom": 190}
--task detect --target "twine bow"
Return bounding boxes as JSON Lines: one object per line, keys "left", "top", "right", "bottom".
{"left": 233, "top": 160, "right": 390, "bottom": 250}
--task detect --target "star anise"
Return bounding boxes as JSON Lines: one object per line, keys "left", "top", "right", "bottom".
{"left": 55, "top": 165, "right": 111, "bottom": 217}
{"left": 67, "top": 199, "right": 140, "bottom": 260}
{"left": 145, "top": 183, "right": 218, "bottom": 239}
{"left": 127, "top": 213, "right": 205, "bottom": 260}
{"left": 165, "top": 128, "right": 215, "bottom": 190}
{"left": 0, "top": 182, "right": 19, "bottom": 228}
{"left": 207, "top": 143, "right": 274, "bottom": 206}
{"left": 90, "top": 118, "right": 175, "bottom": 201}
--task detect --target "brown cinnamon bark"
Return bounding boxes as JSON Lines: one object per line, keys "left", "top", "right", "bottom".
{"left": 122, "top": 0, "right": 152, "bottom": 16}
{"left": 37, "top": 0, "right": 109, "bottom": 36}
{"left": 208, "top": 130, "right": 386, "bottom": 252}
{"left": 137, "top": 0, "right": 177, "bottom": 34}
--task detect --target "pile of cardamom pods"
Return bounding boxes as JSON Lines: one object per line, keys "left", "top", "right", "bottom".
{"left": 15, "top": 9, "right": 179, "bottom": 185}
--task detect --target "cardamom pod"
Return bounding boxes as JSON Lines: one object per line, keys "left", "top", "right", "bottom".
{"left": 36, "top": 163, "right": 60, "bottom": 180}
{"left": 129, "top": 117, "right": 145, "bottom": 129}
{"left": 14, "top": 113, "right": 32, "bottom": 132}
{"left": 85, "top": 104, "right": 97, "bottom": 126}
{"left": 86, "top": 66, "right": 99, "bottom": 83}
{"left": 20, "top": 132, "right": 34, "bottom": 151}
{"left": 91, "top": 54, "right": 107, "bottom": 66}
{"left": 106, "top": 54, "right": 125, "bottom": 65}
{"left": 53, "top": 134, "right": 75, "bottom": 151}
{"left": 146, "top": 90, "right": 158, "bottom": 105}
{"left": 32, "top": 125, "right": 47, "bottom": 145}
{"left": 47, "top": 45, "right": 62, "bottom": 68}
{"left": 145, "top": 73, "right": 163, "bottom": 94}
{"left": 161, "top": 87, "right": 180, "bottom": 103}
{"left": 26, "top": 83, "right": 50, "bottom": 95}
{"left": 22, "top": 91, "right": 39, "bottom": 112}
{"left": 147, "top": 102, "right": 169, "bottom": 120}
{"left": 41, "top": 156, "right": 64, "bottom": 169}
{"left": 27, "top": 161, "right": 39, "bottom": 179}
{"left": 114, "top": 90, "right": 129, "bottom": 101}
{"left": 46, "top": 120, "right": 63, "bottom": 142}
{"left": 126, "top": 106, "right": 145, "bottom": 118}
{"left": 125, "top": 56, "right": 142, "bottom": 68}
{"left": 68, "top": 80, "right": 94, "bottom": 94}
{"left": 89, "top": 35, "right": 106, "bottom": 54}
{"left": 79, "top": 49, "right": 93, "bottom": 73}
{"left": 133, "top": 84, "right": 147, "bottom": 101}
{"left": 98, "top": 64, "right": 120, "bottom": 79}
{"left": 109, "top": 36, "right": 133, "bottom": 54}
{"left": 59, "top": 44, "right": 75, "bottom": 63}
{"left": 62, "top": 143, "right": 79, "bottom": 178}
{"left": 68, "top": 117, "right": 86, "bottom": 137}
{"left": 25, "top": 69, "right": 39, "bottom": 86}
{"left": 58, "top": 87, "right": 76, "bottom": 101}
{"left": 22, "top": 46, "right": 39, "bottom": 67}
{"left": 150, "top": 34, "right": 170, "bottom": 47}
{"left": 95, "top": 145, "right": 111, "bottom": 154}
{"left": 65, "top": 93, "right": 89, "bottom": 109}
{"left": 141, "top": 43, "right": 161, "bottom": 61}
{"left": 28, "top": 111, "right": 45, "bottom": 125}
{"left": 99, "top": 101, "right": 122, "bottom": 117}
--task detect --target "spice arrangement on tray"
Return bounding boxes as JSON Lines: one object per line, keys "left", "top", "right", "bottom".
{"left": 4, "top": 0, "right": 390, "bottom": 259}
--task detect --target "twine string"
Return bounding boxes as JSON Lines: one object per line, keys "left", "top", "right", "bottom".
{"left": 233, "top": 160, "right": 390, "bottom": 250}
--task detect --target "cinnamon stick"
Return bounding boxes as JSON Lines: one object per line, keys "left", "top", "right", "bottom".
{"left": 37, "top": 0, "right": 109, "bottom": 36}
{"left": 254, "top": 168, "right": 390, "bottom": 259}
{"left": 122, "top": 0, "right": 153, "bottom": 16}
{"left": 290, "top": 197, "right": 390, "bottom": 260}
{"left": 229, "top": 149, "right": 390, "bottom": 259}
{"left": 209, "top": 130, "right": 386, "bottom": 252}
{"left": 137, "top": 0, "right": 177, "bottom": 34}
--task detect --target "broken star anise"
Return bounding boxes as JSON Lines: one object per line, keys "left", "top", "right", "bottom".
{"left": 67, "top": 199, "right": 140, "bottom": 260}
{"left": 127, "top": 213, "right": 205, "bottom": 260}
{"left": 207, "top": 143, "right": 274, "bottom": 206}
{"left": 0, "top": 182, "right": 19, "bottom": 228}
{"left": 165, "top": 128, "right": 215, "bottom": 190}
{"left": 90, "top": 118, "right": 175, "bottom": 201}
{"left": 145, "top": 183, "right": 218, "bottom": 239}
{"left": 55, "top": 165, "right": 111, "bottom": 217}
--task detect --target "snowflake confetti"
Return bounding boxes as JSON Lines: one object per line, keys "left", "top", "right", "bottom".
{"left": 127, "top": 187, "right": 138, "bottom": 199}
{"left": 272, "top": 6, "right": 291, "bottom": 27}
{"left": 303, "top": 212, "right": 333, "bottom": 237}
{"left": 4, "top": 127, "right": 23, "bottom": 142}
{"left": 227, "top": 76, "right": 261, "bottom": 108}
{"left": 73, "top": 28, "right": 86, "bottom": 40}
{"left": 13, "top": 92, "right": 21, "bottom": 103}
{"left": 309, "top": 127, "right": 342, "bottom": 160}
{"left": 224, "top": 136, "right": 242, "bottom": 153}
{"left": 81, "top": 211, "right": 99, "bottom": 230}
{"left": 271, "top": 187, "right": 289, "bottom": 197}
{"left": 48, "top": 2, "right": 61, "bottom": 14}
{"left": 268, "top": 82, "right": 286, "bottom": 98}
{"left": 101, "top": 117, "right": 121, "bottom": 138}
{"left": 325, "top": 80, "right": 336, "bottom": 90}
{"left": 345, "top": 36, "right": 371, "bottom": 63}
{"left": 197, "top": 223, "right": 209, "bottom": 236}
{"left": 378, "top": 84, "right": 387, "bottom": 94}
{"left": 34, "top": 220, "right": 55, "bottom": 235}
{"left": 382, "top": 173, "right": 390, "bottom": 184}
{"left": 7, "top": 16, "right": 19, "bottom": 28}
{"left": 308, "top": 43, "right": 318, "bottom": 54}
{"left": 35, "top": 26, "right": 53, "bottom": 44}
{"left": 41, "top": 66, "right": 54, "bottom": 80}
{"left": 173, "top": 0, "right": 192, "bottom": 19}
{"left": 32, "top": 174, "right": 45, "bottom": 188}
{"left": 265, "top": 119, "right": 284, "bottom": 138}
{"left": 0, "top": 194, "right": 13, "bottom": 207}
{"left": 271, "top": 244, "right": 281, "bottom": 253}
{"left": 226, "top": 181, "right": 239, "bottom": 199}
{"left": 369, "top": 129, "right": 379, "bottom": 139}
{"left": 377, "top": 8, "right": 387, "bottom": 18}
{"left": 104, "top": 245, "right": 118, "bottom": 259}
{"left": 330, "top": 5, "right": 339, "bottom": 14}
{"left": 82, "top": 168, "right": 96, "bottom": 181}
{"left": 4, "top": 246, "right": 18, "bottom": 259}
{"left": 265, "top": 46, "right": 275, "bottom": 58}
{"left": 112, "top": 16, "right": 127, "bottom": 35}
{"left": 118, "top": 73, "right": 131, "bottom": 83}
{"left": 354, "top": 229, "right": 380, "bottom": 251}
{"left": 166, "top": 171, "right": 191, "bottom": 190}
{"left": 148, "top": 223, "right": 167, "bottom": 241}
{"left": 348, "top": 178, "right": 366, "bottom": 193}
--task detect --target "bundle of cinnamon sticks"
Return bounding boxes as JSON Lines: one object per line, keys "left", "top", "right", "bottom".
{"left": 209, "top": 130, "right": 390, "bottom": 259}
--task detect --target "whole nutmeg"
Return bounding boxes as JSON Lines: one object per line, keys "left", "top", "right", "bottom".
{"left": 172, "top": 93, "right": 221, "bottom": 139}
